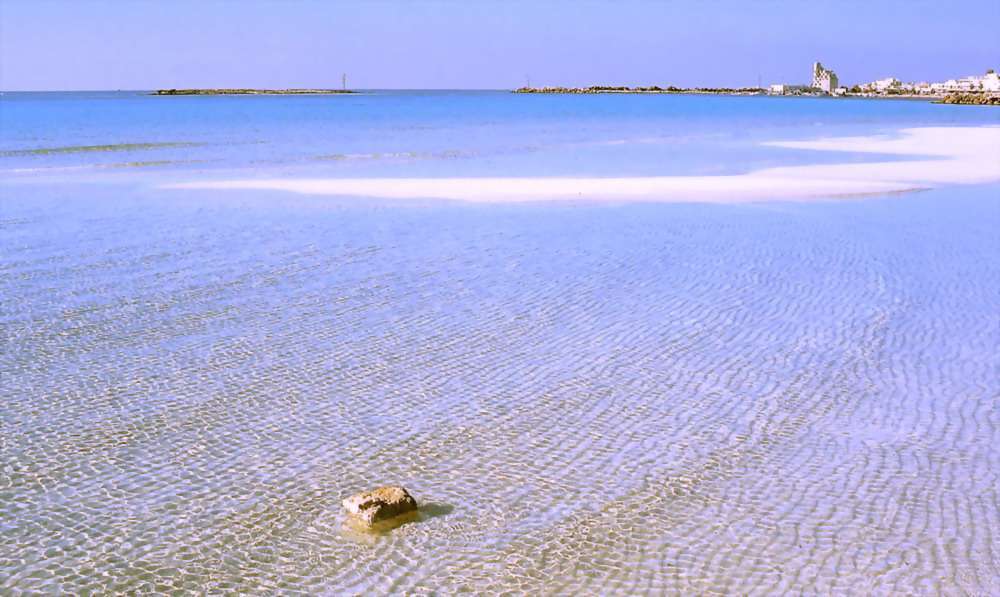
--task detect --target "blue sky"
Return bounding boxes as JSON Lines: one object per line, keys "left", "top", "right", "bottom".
{"left": 1, "top": 0, "right": 997, "bottom": 90}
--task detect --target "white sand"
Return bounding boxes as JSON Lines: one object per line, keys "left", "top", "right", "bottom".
{"left": 168, "top": 126, "right": 1000, "bottom": 203}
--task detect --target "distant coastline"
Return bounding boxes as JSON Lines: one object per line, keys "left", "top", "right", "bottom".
{"left": 513, "top": 85, "right": 763, "bottom": 96}
{"left": 512, "top": 85, "right": 999, "bottom": 105}
{"left": 152, "top": 88, "right": 356, "bottom": 96}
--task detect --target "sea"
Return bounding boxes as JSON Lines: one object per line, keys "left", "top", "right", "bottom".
{"left": 1, "top": 91, "right": 998, "bottom": 594}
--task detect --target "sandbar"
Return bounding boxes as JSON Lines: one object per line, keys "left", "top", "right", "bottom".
{"left": 167, "top": 126, "right": 1000, "bottom": 203}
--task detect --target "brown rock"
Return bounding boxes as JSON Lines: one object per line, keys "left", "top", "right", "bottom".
{"left": 342, "top": 486, "right": 418, "bottom": 527}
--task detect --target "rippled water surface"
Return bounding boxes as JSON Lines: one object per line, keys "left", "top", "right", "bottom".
{"left": 2, "top": 92, "right": 999, "bottom": 594}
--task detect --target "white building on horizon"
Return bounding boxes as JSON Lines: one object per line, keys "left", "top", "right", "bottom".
{"left": 811, "top": 62, "right": 839, "bottom": 94}
{"left": 770, "top": 62, "right": 841, "bottom": 95}
{"left": 925, "top": 70, "right": 999, "bottom": 93}
{"left": 768, "top": 83, "right": 813, "bottom": 96}
{"left": 856, "top": 69, "right": 998, "bottom": 95}
{"left": 980, "top": 70, "right": 1000, "bottom": 91}
{"left": 861, "top": 77, "right": 902, "bottom": 93}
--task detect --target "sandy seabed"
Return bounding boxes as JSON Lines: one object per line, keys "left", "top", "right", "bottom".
{"left": 168, "top": 126, "right": 1000, "bottom": 202}
{"left": 5, "top": 125, "right": 1000, "bottom": 594}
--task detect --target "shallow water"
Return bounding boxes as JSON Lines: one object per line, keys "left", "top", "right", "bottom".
{"left": 1, "top": 92, "right": 999, "bottom": 594}
{"left": 2, "top": 90, "right": 996, "bottom": 179}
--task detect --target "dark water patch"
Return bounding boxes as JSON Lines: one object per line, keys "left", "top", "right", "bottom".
{"left": 0, "top": 142, "right": 203, "bottom": 157}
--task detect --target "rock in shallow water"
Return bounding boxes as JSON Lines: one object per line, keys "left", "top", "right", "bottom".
{"left": 342, "top": 486, "right": 418, "bottom": 528}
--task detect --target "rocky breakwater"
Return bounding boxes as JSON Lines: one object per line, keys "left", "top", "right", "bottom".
{"left": 342, "top": 486, "right": 419, "bottom": 531}
{"left": 937, "top": 93, "right": 1000, "bottom": 106}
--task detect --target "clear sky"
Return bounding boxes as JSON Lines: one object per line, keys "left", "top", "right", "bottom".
{"left": 1, "top": 0, "right": 997, "bottom": 90}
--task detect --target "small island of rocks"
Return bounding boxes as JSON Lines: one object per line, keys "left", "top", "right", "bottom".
{"left": 152, "top": 88, "right": 356, "bottom": 96}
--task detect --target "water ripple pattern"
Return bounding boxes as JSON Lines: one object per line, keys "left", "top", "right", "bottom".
{"left": 2, "top": 185, "right": 999, "bottom": 594}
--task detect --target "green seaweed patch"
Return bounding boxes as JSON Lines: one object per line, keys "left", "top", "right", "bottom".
{"left": 0, "top": 142, "right": 203, "bottom": 157}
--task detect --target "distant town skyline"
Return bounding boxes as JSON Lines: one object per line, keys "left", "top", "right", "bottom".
{"left": 1, "top": 0, "right": 998, "bottom": 91}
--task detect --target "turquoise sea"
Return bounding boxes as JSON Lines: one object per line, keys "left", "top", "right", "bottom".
{"left": 2, "top": 91, "right": 999, "bottom": 594}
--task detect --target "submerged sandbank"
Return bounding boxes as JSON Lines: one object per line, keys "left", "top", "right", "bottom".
{"left": 167, "top": 126, "right": 1000, "bottom": 203}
